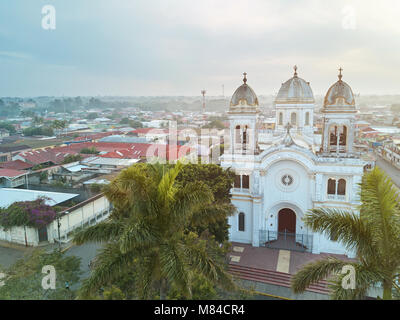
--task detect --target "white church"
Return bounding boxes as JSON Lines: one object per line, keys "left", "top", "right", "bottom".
{"left": 221, "top": 67, "right": 369, "bottom": 258}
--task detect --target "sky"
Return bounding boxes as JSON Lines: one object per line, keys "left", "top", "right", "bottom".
{"left": 0, "top": 0, "right": 400, "bottom": 97}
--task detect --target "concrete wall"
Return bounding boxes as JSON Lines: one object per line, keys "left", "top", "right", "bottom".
{"left": 0, "top": 226, "right": 39, "bottom": 246}
{"left": 0, "top": 194, "right": 110, "bottom": 247}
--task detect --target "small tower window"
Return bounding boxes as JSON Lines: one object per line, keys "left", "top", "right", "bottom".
{"left": 291, "top": 112, "right": 297, "bottom": 126}
{"left": 234, "top": 175, "right": 241, "bottom": 188}
{"left": 242, "top": 175, "right": 250, "bottom": 189}
{"left": 339, "top": 126, "right": 347, "bottom": 146}
{"left": 279, "top": 112, "right": 283, "bottom": 125}
{"left": 243, "top": 125, "right": 248, "bottom": 145}
{"left": 238, "top": 212, "right": 245, "bottom": 232}
{"left": 235, "top": 125, "right": 241, "bottom": 146}
{"left": 305, "top": 112, "right": 310, "bottom": 126}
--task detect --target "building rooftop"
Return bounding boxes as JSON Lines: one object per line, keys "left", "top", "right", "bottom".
{"left": 0, "top": 188, "right": 79, "bottom": 208}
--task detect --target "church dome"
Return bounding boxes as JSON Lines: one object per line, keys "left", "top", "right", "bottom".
{"left": 275, "top": 66, "right": 314, "bottom": 104}
{"left": 229, "top": 73, "right": 259, "bottom": 113}
{"left": 323, "top": 68, "right": 356, "bottom": 113}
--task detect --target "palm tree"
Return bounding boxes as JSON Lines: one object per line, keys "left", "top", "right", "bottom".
{"left": 73, "top": 162, "right": 235, "bottom": 299}
{"left": 291, "top": 167, "right": 400, "bottom": 299}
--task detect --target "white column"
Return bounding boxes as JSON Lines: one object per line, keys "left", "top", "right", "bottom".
{"left": 252, "top": 198, "right": 261, "bottom": 247}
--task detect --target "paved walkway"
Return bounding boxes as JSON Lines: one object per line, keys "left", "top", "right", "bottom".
{"left": 229, "top": 242, "right": 354, "bottom": 275}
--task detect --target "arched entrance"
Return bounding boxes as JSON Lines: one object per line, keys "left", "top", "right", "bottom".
{"left": 278, "top": 208, "right": 296, "bottom": 233}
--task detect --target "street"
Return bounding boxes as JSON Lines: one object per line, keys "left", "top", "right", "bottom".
{"left": 376, "top": 156, "right": 400, "bottom": 188}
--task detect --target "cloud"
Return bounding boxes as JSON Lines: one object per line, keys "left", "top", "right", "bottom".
{"left": 0, "top": 0, "right": 399, "bottom": 96}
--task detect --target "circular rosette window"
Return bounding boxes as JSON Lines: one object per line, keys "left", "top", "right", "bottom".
{"left": 281, "top": 174, "right": 293, "bottom": 186}
{"left": 275, "top": 169, "right": 299, "bottom": 192}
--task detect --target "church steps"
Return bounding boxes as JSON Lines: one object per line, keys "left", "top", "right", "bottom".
{"left": 229, "top": 264, "right": 330, "bottom": 295}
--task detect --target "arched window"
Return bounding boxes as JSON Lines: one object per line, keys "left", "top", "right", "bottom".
{"left": 330, "top": 126, "right": 338, "bottom": 146}
{"left": 339, "top": 126, "right": 347, "bottom": 146}
{"left": 337, "top": 179, "right": 346, "bottom": 195}
{"left": 242, "top": 175, "right": 250, "bottom": 189}
{"left": 238, "top": 212, "right": 245, "bottom": 232}
{"left": 243, "top": 125, "right": 248, "bottom": 145}
{"left": 278, "top": 112, "right": 283, "bottom": 125}
{"left": 305, "top": 112, "right": 310, "bottom": 126}
{"left": 327, "top": 179, "right": 336, "bottom": 195}
{"left": 235, "top": 125, "right": 241, "bottom": 145}
{"left": 291, "top": 112, "right": 297, "bottom": 125}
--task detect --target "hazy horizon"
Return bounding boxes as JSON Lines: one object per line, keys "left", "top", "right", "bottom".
{"left": 1, "top": 0, "right": 400, "bottom": 97}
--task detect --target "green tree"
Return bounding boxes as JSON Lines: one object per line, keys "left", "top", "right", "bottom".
{"left": 0, "top": 249, "right": 81, "bottom": 300}
{"left": 175, "top": 163, "right": 236, "bottom": 242}
{"left": 80, "top": 147, "right": 99, "bottom": 154}
{"left": 128, "top": 120, "right": 143, "bottom": 128}
{"left": 62, "top": 154, "right": 83, "bottom": 164}
{"left": 86, "top": 112, "right": 99, "bottom": 120}
{"left": 291, "top": 167, "right": 400, "bottom": 300}
{"left": 73, "top": 162, "right": 235, "bottom": 299}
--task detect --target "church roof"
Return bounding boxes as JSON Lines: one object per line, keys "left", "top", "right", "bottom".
{"left": 229, "top": 73, "right": 260, "bottom": 113}
{"left": 275, "top": 66, "right": 314, "bottom": 104}
{"left": 322, "top": 68, "right": 356, "bottom": 113}
{"left": 274, "top": 123, "right": 313, "bottom": 150}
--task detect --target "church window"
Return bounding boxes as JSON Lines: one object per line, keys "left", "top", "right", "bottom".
{"left": 291, "top": 112, "right": 297, "bottom": 125}
{"left": 281, "top": 174, "right": 293, "bottom": 186}
{"left": 330, "top": 126, "right": 338, "bottom": 146}
{"left": 339, "top": 126, "right": 347, "bottom": 146}
{"left": 238, "top": 212, "right": 245, "bottom": 232}
{"left": 235, "top": 125, "right": 241, "bottom": 145}
{"left": 242, "top": 175, "right": 250, "bottom": 189}
{"left": 243, "top": 126, "right": 248, "bottom": 145}
{"left": 278, "top": 112, "right": 283, "bottom": 125}
{"left": 234, "top": 174, "right": 249, "bottom": 190}
{"left": 234, "top": 175, "right": 241, "bottom": 188}
{"left": 327, "top": 179, "right": 336, "bottom": 195}
{"left": 305, "top": 112, "right": 310, "bottom": 126}
{"left": 337, "top": 179, "right": 346, "bottom": 195}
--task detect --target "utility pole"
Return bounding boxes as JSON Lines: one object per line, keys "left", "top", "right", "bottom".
{"left": 57, "top": 213, "right": 62, "bottom": 251}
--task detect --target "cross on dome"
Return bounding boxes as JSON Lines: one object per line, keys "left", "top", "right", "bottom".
{"left": 243, "top": 72, "right": 247, "bottom": 84}
{"left": 293, "top": 65, "right": 298, "bottom": 77}
{"left": 338, "top": 67, "right": 343, "bottom": 81}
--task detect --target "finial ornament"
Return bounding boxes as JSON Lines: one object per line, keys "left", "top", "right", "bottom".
{"left": 338, "top": 67, "right": 343, "bottom": 81}
{"left": 243, "top": 72, "right": 247, "bottom": 84}
{"left": 282, "top": 122, "right": 294, "bottom": 146}
{"left": 294, "top": 65, "right": 298, "bottom": 77}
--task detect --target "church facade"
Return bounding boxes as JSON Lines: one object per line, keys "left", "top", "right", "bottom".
{"left": 220, "top": 68, "right": 368, "bottom": 258}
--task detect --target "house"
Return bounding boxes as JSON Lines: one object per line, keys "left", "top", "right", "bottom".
{"left": 0, "top": 189, "right": 110, "bottom": 246}
{"left": 0, "top": 169, "right": 27, "bottom": 188}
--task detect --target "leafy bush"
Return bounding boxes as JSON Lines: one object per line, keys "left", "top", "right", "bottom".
{"left": 23, "top": 126, "right": 54, "bottom": 137}
{"left": 80, "top": 147, "right": 99, "bottom": 155}
{"left": 0, "top": 198, "right": 56, "bottom": 230}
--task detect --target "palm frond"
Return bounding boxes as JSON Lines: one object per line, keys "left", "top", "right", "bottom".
{"left": 291, "top": 257, "right": 348, "bottom": 294}
{"left": 305, "top": 208, "right": 375, "bottom": 259}
{"left": 78, "top": 242, "right": 136, "bottom": 297}
{"left": 73, "top": 219, "right": 124, "bottom": 245}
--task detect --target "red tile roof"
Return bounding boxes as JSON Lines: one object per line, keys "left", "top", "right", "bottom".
{"left": 0, "top": 168, "right": 26, "bottom": 178}
{"left": 0, "top": 160, "right": 33, "bottom": 170}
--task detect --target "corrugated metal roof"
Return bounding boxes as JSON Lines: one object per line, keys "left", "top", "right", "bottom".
{"left": 0, "top": 188, "right": 79, "bottom": 208}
